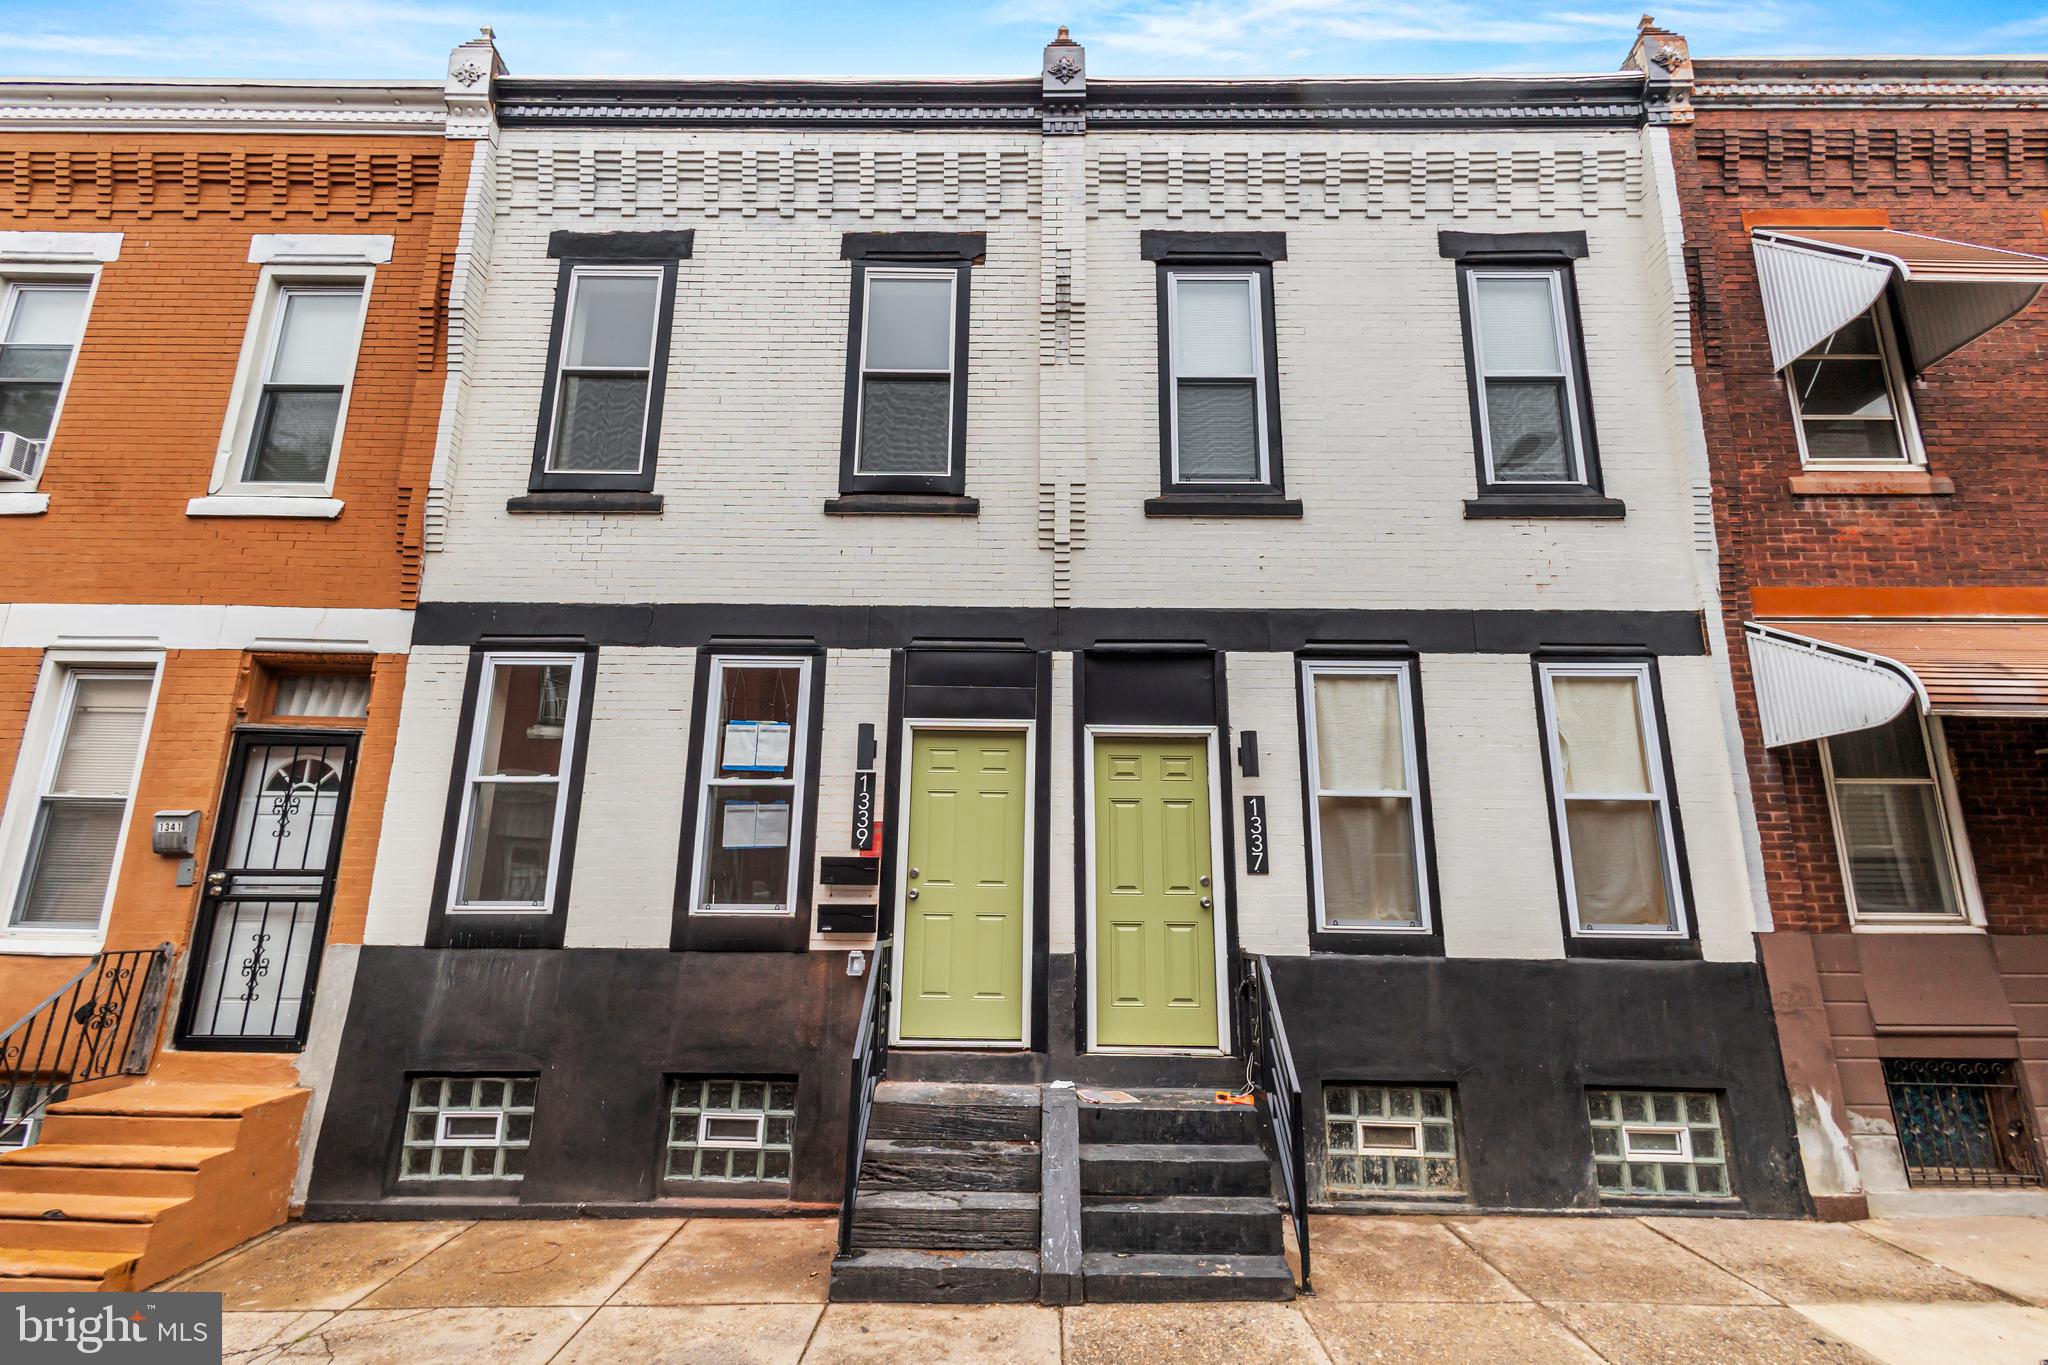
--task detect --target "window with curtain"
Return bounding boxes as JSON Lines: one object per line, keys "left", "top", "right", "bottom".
{"left": 1539, "top": 663, "right": 1685, "bottom": 937}
{"left": 1302, "top": 661, "right": 1429, "bottom": 932}
{"left": 689, "top": 658, "right": 811, "bottom": 916}
{"left": 545, "top": 267, "right": 662, "bottom": 475}
{"left": 1787, "top": 308, "right": 1919, "bottom": 467}
{"left": 1467, "top": 269, "right": 1584, "bottom": 486}
{"left": 0, "top": 280, "right": 91, "bottom": 464}
{"left": 1822, "top": 710, "right": 1964, "bottom": 919}
{"left": 854, "top": 269, "right": 958, "bottom": 478}
{"left": 451, "top": 654, "right": 584, "bottom": 912}
{"left": 240, "top": 283, "right": 365, "bottom": 488}
{"left": 1168, "top": 271, "right": 1267, "bottom": 485}
{"left": 13, "top": 669, "right": 154, "bottom": 929}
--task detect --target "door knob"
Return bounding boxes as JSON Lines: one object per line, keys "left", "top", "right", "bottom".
{"left": 907, "top": 888, "right": 920, "bottom": 900}
{"left": 909, "top": 868, "right": 919, "bottom": 879}
{"left": 205, "top": 870, "right": 228, "bottom": 895}
{"left": 1200, "top": 896, "right": 1212, "bottom": 909}
{"left": 1199, "top": 875, "right": 1210, "bottom": 887}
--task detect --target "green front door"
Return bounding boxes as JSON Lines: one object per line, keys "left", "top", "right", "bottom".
{"left": 897, "top": 729, "right": 1029, "bottom": 1042}
{"left": 1092, "top": 735, "right": 1219, "bottom": 1049}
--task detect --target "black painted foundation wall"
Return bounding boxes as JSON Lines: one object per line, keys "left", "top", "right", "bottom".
{"left": 1268, "top": 954, "right": 1811, "bottom": 1217}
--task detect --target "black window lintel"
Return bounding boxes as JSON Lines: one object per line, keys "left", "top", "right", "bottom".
{"left": 1142, "top": 230, "right": 1288, "bottom": 264}
{"left": 547, "top": 229, "right": 695, "bottom": 260}
{"left": 1438, "top": 229, "right": 1588, "bottom": 261}
{"left": 841, "top": 232, "right": 985, "bottom": 263}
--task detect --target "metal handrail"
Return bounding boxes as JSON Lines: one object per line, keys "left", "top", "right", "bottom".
{"left": 837, "top": 940, "right": 892, "bottom": 1257}
{"left": 1241, "top": 952, "right": 1311, "bottom": 1295}
{"left": 0, "top": 945, "right": 175, "bottom": 1148}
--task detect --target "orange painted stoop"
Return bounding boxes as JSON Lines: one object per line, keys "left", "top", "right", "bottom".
{"left": 0, "top": 1080, "right": 308, "bottom": 1292}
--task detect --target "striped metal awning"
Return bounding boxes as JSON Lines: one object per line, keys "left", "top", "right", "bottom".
{"left": 1744, "top": 619, "right": 2048, "bottom": 746}
{"left": 1751, "top": 228, "right": 2048, "bottom": 373}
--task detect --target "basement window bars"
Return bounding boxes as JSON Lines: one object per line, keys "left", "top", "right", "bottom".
{"left": 1323, "top": 1084, "right": 1461, "bottom": 1195}
{"left": 665, "top": 1077, "right": 796, "bottom": 1183}
{"left": 399, "top": 1076, "right": 535, "bottom": 1182}
{"left": 1588, "top": 1090, "right": 1732, "bottom": 1200}
{"left": 1884, "top": 1058, "right": 2043, "bottom": 1188}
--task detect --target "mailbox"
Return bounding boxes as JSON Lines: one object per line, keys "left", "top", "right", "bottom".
{"left": 151, "top": 811, "right": 201, "bottom": 857}
{"left": 817, "top": 855, "right": 880, "bottom": 936}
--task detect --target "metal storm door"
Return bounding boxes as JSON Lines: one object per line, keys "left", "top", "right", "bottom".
{"left": 897, "top": 729, "right": 1028, "bottom": 1043}
{"left": 1093, "top": 736, "right": 1219, "bottom": 1050}
{"left": 178, "top": 731, "right": 357, "bottom": 1049}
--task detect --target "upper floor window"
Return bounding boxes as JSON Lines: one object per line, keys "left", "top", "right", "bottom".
{"left": 1536, "top": 660, "right": 1688, "bottom": 942}
{"left": 214, "top": 272, "right": 370, "bottom": 498}
{"left": 1787, "top": 307, "right": 1920, "bottom": 468}
{"left": 0, "top": 280, "right": 91, "bottom": 483}
{"left": 1821, "top": 710, "right": 1969, "bottom": 922}
{"left": 1301, "top": 660, "right": 1433, "bottom": 937}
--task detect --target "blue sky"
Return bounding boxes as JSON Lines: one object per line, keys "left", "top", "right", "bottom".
{"left": 2, "top": 0, "right": 2045, "bottom": 81}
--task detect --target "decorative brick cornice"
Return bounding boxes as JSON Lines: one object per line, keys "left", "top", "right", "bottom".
{"left": 1692, "top": 125, "right": 2048, "bottom": 197}
{"left": 0, "top": 148, "right": 444, "bottom": 221}
{"left": 0, "top": 81, "right": 446, "bottom": 135}
{"left": 1693, "top": 60, "right": 2048, "bottom": 111}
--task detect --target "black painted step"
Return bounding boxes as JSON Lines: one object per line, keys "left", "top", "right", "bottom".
{"left": 1077, "top": 1090, "right": 1261, "bottom": 1146}
{"left": 1078, "top": 1143, "right": 1270, "bottom": 1198}
{"left": 1080, "top": 1195, "right": 1281, "bottom": 1256}
{"left": 852, "top": 1189, "right": 1039, "bottom": 1251}
{"left": 867, "top": 1082, "right": 1042, "bottom": 1144}
{"left": 860, "top": 1139, "right": 1040, "bottom": 1193}
{"left": 830, "top": 1248, "right": 1041, "bottom": 1303}
{"left": 1081, "top": 1251, "right": 1296, "bottom": 1303}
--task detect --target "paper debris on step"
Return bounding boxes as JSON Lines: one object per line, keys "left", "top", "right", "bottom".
{"left": 1078, "top": 1088, "right": 1139, "bottom": 1104}
{"left": 1215, "top": 1091, "right": 1255, "bottom": 1106}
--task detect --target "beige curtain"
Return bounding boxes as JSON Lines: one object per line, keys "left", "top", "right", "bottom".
{"left": 1565, "top": 801, "right": 1669, "bottom": 927}
{"left": 1553, "top": 676, "right": 1650, "bottom": 795}
{"left": 1315, "top": 674, "right": 1406, "bottom": 792}
{"left": 1319, "top": 796, "right": 1419, "bottom": 927}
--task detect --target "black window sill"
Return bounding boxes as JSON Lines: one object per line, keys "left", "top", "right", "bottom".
{"left": 507, "top": 491, "right": 664, "bottom": 515}
{"left": 1566, "top": 937, "right": 1701, "bottom": 962}
{"left": 824, "top": 494, "right": 980, "bottom": 517}
{"left": 1308, "top": 932, "right": 1444, "bottom": 958}
{"left": 1145, "top": 495, "right": 1304, "bottom": 519}
{"left": 1465, "top": 495, "right": 1626, "bottom": 520}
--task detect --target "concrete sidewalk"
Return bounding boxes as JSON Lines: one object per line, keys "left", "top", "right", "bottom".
{"left": 172, "top": 1213, "right": 2048, "bottom": 1363}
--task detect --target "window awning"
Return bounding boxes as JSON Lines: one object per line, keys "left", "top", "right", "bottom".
{"left": 1744, "top": 619, "right": 2048, "bottom": 746}
{"left": 1750, "top": 228, "right": 2048, "bottom": 373}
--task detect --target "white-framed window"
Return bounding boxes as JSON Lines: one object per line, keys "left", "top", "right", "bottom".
{"left": 1166, "top": 269, "right": 1270, "bottom": 486}
{"left": 399, "top": 1076, "right": 535, "bottom": 1182}
{"left": 213, "top": 268, "right": 371, "bottom": 497}
{"left": 448, "top": 653, "right": 586, "bottom": 914}
{"left": 1466, "top": 268, "right": 1587, "bottom": 486}
{"left": 1537, "top": 661, "right": 1688, "bottom": 938}
{"left": 0, "top": 277, "right": 93, "bottom": 485}
{"left": 544, "top": 265, "right": 663, "bottom": 476}
{"left": 1323, "top": 1084, "right": 1462, "bottom": 1195}
{"left": 665, "top": 1077, "right": 796, "bottom": 1183}
{"left": 1787, "top": 307, "right": 1922, "bottom": 469}
{"left": 1301, "top": 660, "right": 1431, "bottom": 933}
{"left": 688, "top": 656, "right": 811, "bottom": 917}
{"left": 1588, "top": 1089, "right": 1732, "bottom": 1199}
{"left": 1822, "top": 709, "right": 1972, "bottom": 923}
{"left": 853, "top": 266, "right": 959, "bottom": 479}
{"left": 2, "top": 662, "right": 159, "bottom": 943}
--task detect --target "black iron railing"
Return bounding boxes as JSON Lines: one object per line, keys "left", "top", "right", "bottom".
{"left": 1884, "top": 1057, "right": 2044, "bottom": 1189}
{"left": 1240, "top": 952, "right": 1311, "bottom": 1295}
{"left": 837, "top": 940, "right": 892, "bottom": 1257}
{"left": 0, "top": 945, "right": 174, "bottom": 1148}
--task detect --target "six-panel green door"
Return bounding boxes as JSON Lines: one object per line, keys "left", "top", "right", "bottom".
{"left": 1093, "top": 736, "right": 1219, "bottom": 1049}
{"left": 897, "top": 729, "right": 1029, "bottom": 1043}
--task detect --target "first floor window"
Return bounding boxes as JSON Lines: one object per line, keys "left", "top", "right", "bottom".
{"left": 0, "top": 280, "right": 91, "bottom": 465}
{"left": 1788, "top": 307, "right": 1918, "bottom": 467}
{"left": 1538, "top": 661, "right": 1686, "bottom": 937}
{"left": 689, "top": 657, "right": 811, "bottom": 915}
{"left": 665, "top": 1077, "right": 797, "bottom": 1183}
{"left": 1324, "top": 1084, "right": 1461, "bottom": 1195}
{"left": 451, "top": 653, "right": 585, "bottom": 912}
{"left": 1588, "top": 1089, "right": 1732, "bottom": 1199}
{"left": 1822, "top": 709, "right": 1965, "bottom": 920}
{"left": 13, "top": 668, "right": 154, "bottom": 929}
{"left": 240, "top": 282, "right": 366, "bottom": 488}
{"left": 1165, "top": 268, "right": 1270, "bottom": 485}
{"left": 546, "top": 265, "right": 663, "bottom": 475}
{"left": 400, "top": 1076, "right": 535, "bottom": 1182}
{"left": 1302, "top": 660, "right": 1430, "bottom": 932}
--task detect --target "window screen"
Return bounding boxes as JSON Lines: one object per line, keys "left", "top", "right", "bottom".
{"left": 548, "top": 269, "right": 661, "bottom": 474}
{"left": 1470, "top": 271, "right": 1581, "bottom": 484}
{"left": 856, "top": 271, "right": 955, "bottom": 477}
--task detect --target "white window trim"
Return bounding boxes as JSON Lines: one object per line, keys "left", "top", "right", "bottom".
{"left": 1536, "top": 660, "right": 1690, "bottom": 939}
{"left": 435, "top": 1110, "right": 506, "bottom": 1147}
{"left": 1467, "top": 266, "right": 1587, "bottom": 488}
{"left": 248, "top": 234, "right": 392, "bottom": 267}
{"left": 697, "top": 1111, "right": 767, "bottom": 1148}
{"left": 1621, "top": 1122, "right": 1693, "bottom": 1164}
{"left": 1165, "top": 269, "right": 1270, "bottom": 486}
{"left": 0, "top": 650, "right": 164, "bottom": 957}
{"left": 1300, "top": 660, "right": 1432, "bottom": 935}
{"left": 1821, "top": 711, "right": 1984, "bottom": 928}
{"left": 688, "top": 656, "right": 813, "bottom": 917}
{"left": 852, "top": 265, "right": 959, "bottom": 479}
{"left": 1786, "top": 305, "right": 1926, "bottom": 472}
{"left": 447, "top": 651, "right": 586, "bottom": 916}
{"left": 542, "top": 264, "right": 665, "bottom": 477}
{"left": 0, "top": 266, "right": 105, "bottom": 495}
{"left": 1352, "top": 1118, "right": 1426, "bottom": 1156}
{"left": 202, "top": 263, "right": 374, "bottom": 504}
{"left": 0, "top": 232, "right": 123, "bottom": 265}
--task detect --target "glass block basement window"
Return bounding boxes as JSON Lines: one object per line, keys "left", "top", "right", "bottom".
{"left": 1589, "top": 1089, "right": 1731, "bottom": 1199}
{"left": 399, "top": 1076, "right": 535, "bottom": 1182}
{"left": 667, "top": 1077, "right": 797, "bottom": 1183}
{"left": 1324, "top": 1084, "right": 1461, "bottom": 1194}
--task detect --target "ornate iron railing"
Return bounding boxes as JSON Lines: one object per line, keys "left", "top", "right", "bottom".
{"left": 1240, "top": 952, "right": 1311, "bottom": 1295}
{"left": 0, "top": 945, "right": 174, "bottom": 1149}
{"left": 837, "top": 940, "right": 891, "bottom": 1257}
{"left": 1884, "top": 1057, "right": 2044, "bottom": 1188}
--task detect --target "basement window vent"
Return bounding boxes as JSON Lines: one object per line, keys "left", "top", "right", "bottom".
{"left": 399, "top": 1076, "right": 535, "bottom": 1182}
{"left": 1588, "top": 1089, "right": 1732, "bottom": 1200}
{"left": 665, "top": 1077, "right": 796, "bottom": 1184}
{"left": 1323, "top": 1084, "right": 1461, "bottom": 1195}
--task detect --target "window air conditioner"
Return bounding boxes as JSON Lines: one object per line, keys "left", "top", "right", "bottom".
{"left": 0, "top": 432, "right": 43, "bottom": 482}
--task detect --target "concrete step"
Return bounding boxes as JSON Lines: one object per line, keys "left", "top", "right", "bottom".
{"left": 0, "top": 1217, "right": 151, "bottom": 1253}
{"left": 1081, "top": 1195, "right": 1282, "bottom": 1256}
{"left": 0, "top": 1192, "right": 183, "bottom": 1223}
{"left": 0, "top": 1246, "right": 138, "bottom": 1290}
{"left": 830, "top": 1248, "right": 1041, "bottom": 1303}
{"left": 1080, "top": 1251, "right": 1296, "bottom": 1302}
{"left": 0, "top": 1163, "right": 200, "bottom": 1199}
{"left": 1077, "top": 1090, "right": 1261, "bottom": 1146}
{"left": 0, "top": 1145, "right": 226, "bottom": 1171}
{"left": 1078, "top": 1143, "right": 1270, "bottom": 1199}
{"left": 37, "top": 1114, "right": 243, "bottom": 1148}
{"left": 48, "top": 1084, "right": 300, "bottom": 1119}
{"left": 851, "top": 1190, "right": 1039, "bottom": 1251}
{"left": 867, "top": 1082, "right": 1041, "bottom": 1143}
{"left": 860, "top": 1139, "right": 1040, "bottom": 1194}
